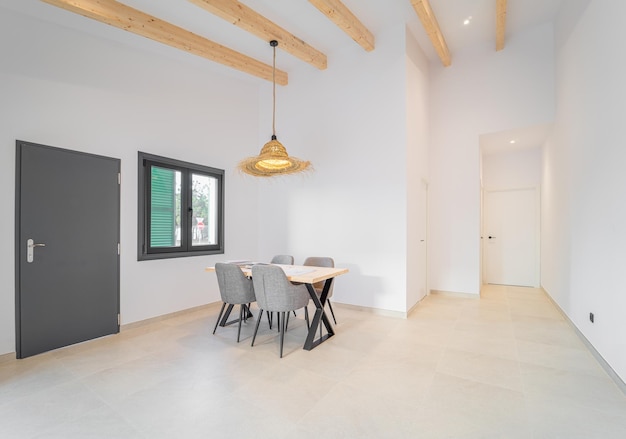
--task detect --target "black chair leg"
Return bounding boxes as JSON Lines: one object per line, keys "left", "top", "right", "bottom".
{"left": 236, "top": 305, "right": 244, "bottom": 343}
{"left": 267, "top": 311, "right": 273, "bottom": 329}
{"left": 327, "top": 300, "right": 337, "bottom": 324}
{"left": 251, "top": 309, "right": 264, "bottom": 346}
{"left": 279, "top": 312, "right": 286, "bottom": 358}
{"left": 285, "top": 310, "right": 290, "bottom": 331}
{"left": 213, "top": 303, "right": 226, "bottom": 335}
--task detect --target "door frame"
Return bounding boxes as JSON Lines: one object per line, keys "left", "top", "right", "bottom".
{"left": 15, "top": 140, "right": 121, "bottom": 358}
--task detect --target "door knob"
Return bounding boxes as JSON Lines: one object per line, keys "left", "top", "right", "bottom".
{"left": 27, "top": 239, "right": 46, "bottom": 263}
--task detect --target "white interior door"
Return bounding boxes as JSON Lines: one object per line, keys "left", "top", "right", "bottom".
{"left": 484, "top": 187, "right": 539, "bottom": 287}
{"left": 417, "top": 179, "right": 428, "bottom": 299}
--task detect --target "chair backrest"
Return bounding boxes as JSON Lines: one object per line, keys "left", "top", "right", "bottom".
{"left": 251, "top": 265, "right": 309, "bottom": 312}
{"left": 270, "top": 254, "right": 294, "bottom": 265}
{"left": 303, "top": 257, "right": 335, "bottom": 296}
{"left": 215, "top": 263, "right": 255, "bottom": 305}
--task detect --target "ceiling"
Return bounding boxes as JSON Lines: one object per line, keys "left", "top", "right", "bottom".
{"left": 3, "top": 0, "right": 565, "bottom": 154}
{"left": 480, "top": 123, "right": 552, "bottom": 156}
{"left": 5, "top": 0, "right": 565, "bottom": 78}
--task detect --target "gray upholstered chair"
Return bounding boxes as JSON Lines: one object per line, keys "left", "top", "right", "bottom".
{"left": 251, "top": 264, "right": 310, "bottom": 358}
{"left": 269, "top": 254, "right": 295, "bottom": 321}
{"left": 303, "top": 256, "right": 337, "bottom": 324}
{"left": 270, "top": 254, "right": 294, "bottom": 264}
{"left": 213, "top": 263, "right": 256, "bottom": 342}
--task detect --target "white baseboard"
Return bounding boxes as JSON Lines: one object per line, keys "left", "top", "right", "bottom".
{"left": 541, "top": 286, "right": 626, "bottom": 396}
{"left": 121, "top": 302, "right": 220, "bottom": 331}
{"left": 430, "top": 289, "right": 480, "bottom": 299}
{"left": 333, "top": 302, "right": 408, "bottom": 319}
{"left": 0, "top": 352, "right": 15, "bottom": 363}
{"left": 334, "top": 290, "right": 475, "bottom": 319}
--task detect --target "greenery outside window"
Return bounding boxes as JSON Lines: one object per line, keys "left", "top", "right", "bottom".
{"left": 138, "top": 152, "right": 224, "bottom": 260}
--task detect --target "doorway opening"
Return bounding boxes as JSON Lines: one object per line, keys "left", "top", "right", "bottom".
{"left": 479, "top": 124, "right": 550, "bottom": 288}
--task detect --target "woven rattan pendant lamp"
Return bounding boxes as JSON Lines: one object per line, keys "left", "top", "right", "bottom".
{"left": 238, "top": 40, "right": 311, "bottom": 177}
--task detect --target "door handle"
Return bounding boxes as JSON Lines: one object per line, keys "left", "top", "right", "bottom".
{"left": 27, "top": 239, "right": 46, "bottom": 263}
{"left": 488, "top": 236, "right": 496, "bottom": 239}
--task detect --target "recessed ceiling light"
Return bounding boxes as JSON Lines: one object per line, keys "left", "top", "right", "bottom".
{"left": 510, "top": 140, "right": 516, "bottom": 144}
{"left": 463, "top": 16, "right": 472, "bottom": 25}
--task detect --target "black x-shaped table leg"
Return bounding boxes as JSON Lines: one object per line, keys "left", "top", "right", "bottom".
{"left": 303, "top": 278, "right": 335, "bottom": 350}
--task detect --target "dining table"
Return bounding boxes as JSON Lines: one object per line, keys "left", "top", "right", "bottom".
{"left": 206, "top": 262, "right": 348, "bottom": 350}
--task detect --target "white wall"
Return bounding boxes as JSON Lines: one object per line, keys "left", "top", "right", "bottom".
{"left": 0, "top": 8, "right": 261, "bottom": 355}
{"left": 256, "top": 23, "right": 414, "bottom": 313}
{"left": 482, "top": 148, "right": 542, "bottom": 190}
{"left": 429, "top": 25, "right": 555, "bottom": 295}
{"left": 543, "top": 0, "right": 626, "bottom": 382}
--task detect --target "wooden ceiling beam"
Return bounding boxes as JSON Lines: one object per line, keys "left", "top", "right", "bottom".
{"left": 496, "top": 0, "right": 507, "bottom": 51}
{"left": 410, "top": 0, "right": 451, "bottom": 67}
{"left": 41, "top": 0, "right": 288, "bottom": 85}
{"left": 308, "top": 0, "right": 375, "bottom": 52}
{"left": 189, "top": 0, "right": 327, "bottom": 70}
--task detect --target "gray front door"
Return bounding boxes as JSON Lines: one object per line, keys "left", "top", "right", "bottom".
{"left": 16, "top": 141, "right": 120, "bottom": 358}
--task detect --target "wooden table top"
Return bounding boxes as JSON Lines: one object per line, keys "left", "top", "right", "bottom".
{"left": 206, "top": 263, "right": 348, "bottom": 284}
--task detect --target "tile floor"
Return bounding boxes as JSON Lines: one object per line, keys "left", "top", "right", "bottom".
{"left": 1, "top": 285, "right": 625, "bottom": 438}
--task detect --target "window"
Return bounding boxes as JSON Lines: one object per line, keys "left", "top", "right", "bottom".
{"left": 138, "top": 152, "right": 224, "bottom": 260}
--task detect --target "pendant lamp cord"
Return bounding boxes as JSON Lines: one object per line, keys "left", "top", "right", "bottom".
{"left": 272, "top": 42, "right": 276, "bottom": 137}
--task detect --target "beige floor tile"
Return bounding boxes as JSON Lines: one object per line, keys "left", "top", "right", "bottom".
{"left": 0, "top": 355, "right": 75, "bottom": 406}
{"left": 294, "top": 382, "right": 423, "bottom": 439}
{"left": 421, "top": 373, "right": 532, "bottom": 438}
{"left": 458, "top": 303, "right": 513, "bottom": 323}
{"left": 447, "top": 329, "right": 519, "bottom": 361}
{"left": 528, "top": 397, "right": 626, "bottom": 439}
{"left": 401, "top": 316, "right": 457, "bottom": 344}
{"left": 279, "top": 341, "right": 368, "bottom": 381}
{"left": 0, "top": 380, "right": 108, "bottom": 438}
{"left": 1, "top": 286, "right": 624, "bottom": 438}
{"left": 453, "top": 318, "right": 517, "bottom": 339}
{"left": 231, "top": 361, "right": 338, "bottom": 423}
{"left": 371, "top": 329, "right": 447, "bottom": 365}
{"left": 32, "top": 406, "right": 144, "bottom": 439}
{"left": 342, "top": 350, "right": 437, "bottom": 406}
{"left": 521, "top": 362, "right": 626, "bottom": 415}
{"left": 516, "top": 339, "right": 606, "bottom": 377}
{"left": 513, "top": 321, "right": 586, "bottom": 350}
{"left": 437, "top": 348, "right": 523, "bottom": 391}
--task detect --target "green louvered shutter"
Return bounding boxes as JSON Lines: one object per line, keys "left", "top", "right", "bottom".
{"left": 150, "top": 166, "right": 177, "bottom": 247}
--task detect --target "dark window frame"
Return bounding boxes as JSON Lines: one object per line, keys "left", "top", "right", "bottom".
{"left": 138, "top": 152, "right": 224, "bottom": 261}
